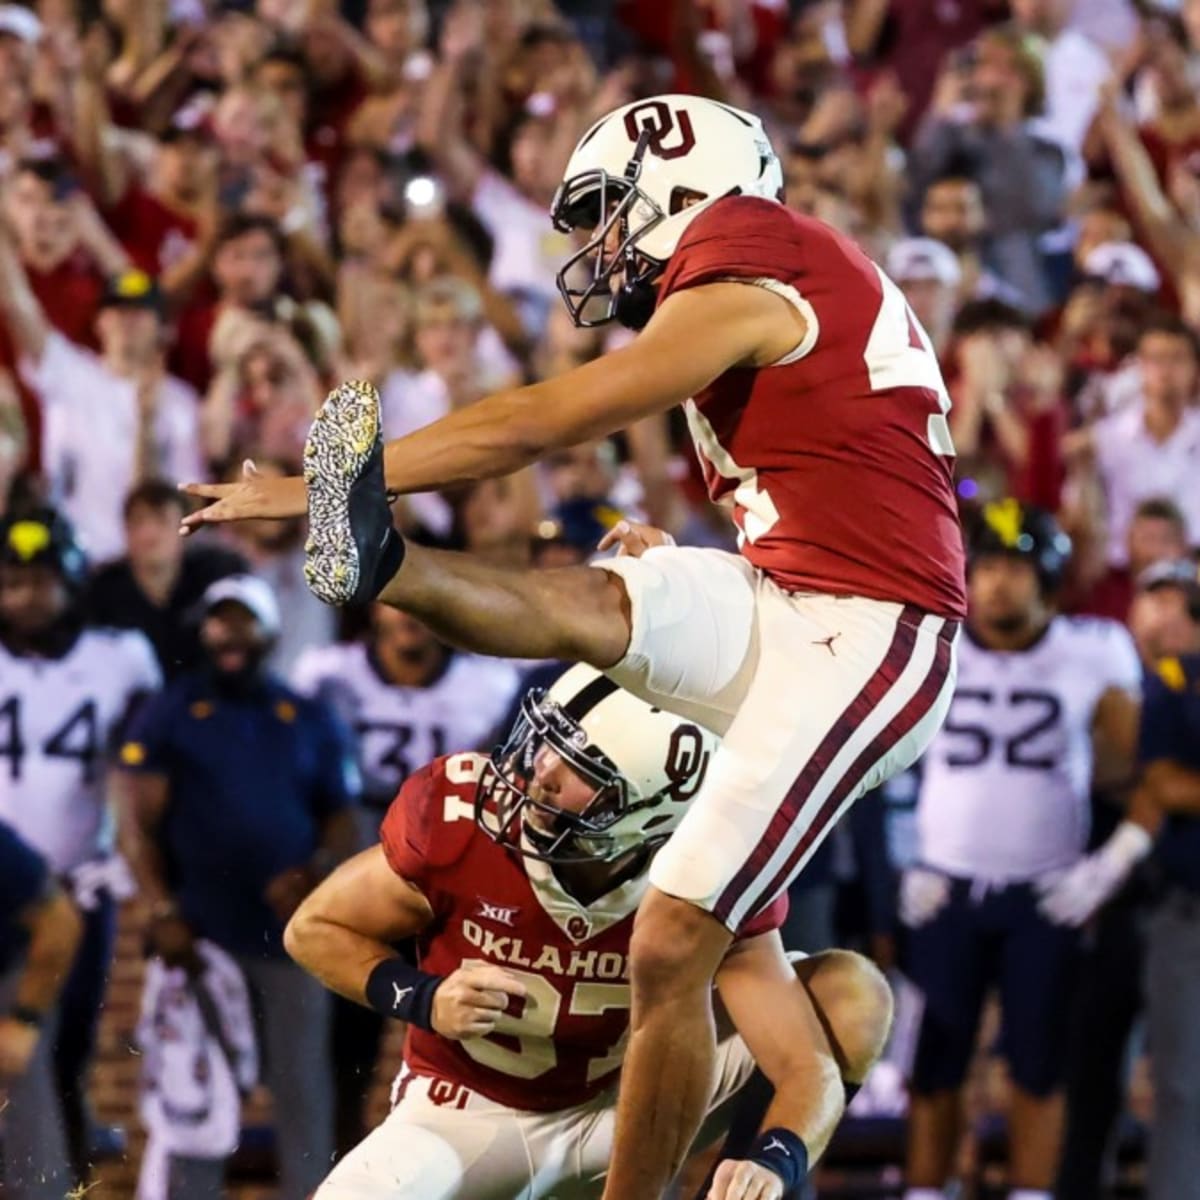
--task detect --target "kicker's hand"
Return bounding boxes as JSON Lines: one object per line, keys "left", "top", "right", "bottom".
{"left": 431, "top": 962, "right": 527, "bottom": 1040}
{"left": 597, "top": 520, "right": 676, "bottom": 558}
{"left": 708, "top": 1159, "right": 784, "bottom": 1200}
{"left": 179, "top": 459, "right": 307, "bottom": 535}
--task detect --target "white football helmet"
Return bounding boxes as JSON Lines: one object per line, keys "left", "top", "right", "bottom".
{"left": 550, "top": 94, "right": 784, "bottom": 329}
{"left": 476, "top": 664, "right": 718, "bottom": 863}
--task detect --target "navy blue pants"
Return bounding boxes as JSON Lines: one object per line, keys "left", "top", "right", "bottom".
{"left": 907, "top": 877, "right": 1079, "bottom": 1097}
{"left": 54, "top": 892, "right": 116, "bottom": 1179}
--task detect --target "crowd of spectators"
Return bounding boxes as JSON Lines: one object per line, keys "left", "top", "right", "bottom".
{"left": 0, "top": 0, "right": 1199, "bottom": 1196}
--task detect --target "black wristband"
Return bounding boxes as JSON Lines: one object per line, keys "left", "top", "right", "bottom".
{"left": 748, "top": 1127, "right": 809, "bottom": 1192}
{"left": 9, "top": 1004, "right": 45, "bottom": 1029}
{"left": 364, "top": 957, "right": 443, "bottom": 1031}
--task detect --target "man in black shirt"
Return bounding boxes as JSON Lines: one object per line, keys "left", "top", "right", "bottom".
{"left": 87, "top": 481, "right": 245, "bottom": 678}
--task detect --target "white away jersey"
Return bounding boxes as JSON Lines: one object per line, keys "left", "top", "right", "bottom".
{"left": 291, "top": 642, "right": 519, "bottom": 807}
{"left": 916, "top": 617, "right": 1141, "bottom": 879}
{"left": 0, "top": 628, "right": 161, "bottom": 870}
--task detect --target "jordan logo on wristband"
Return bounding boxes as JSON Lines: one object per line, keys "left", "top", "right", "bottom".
{"left": 764, "top": 1138, "right": 787, "bottom": 1156}
{"left": 392, "top": 984, "right": 413, "bottom": 1009}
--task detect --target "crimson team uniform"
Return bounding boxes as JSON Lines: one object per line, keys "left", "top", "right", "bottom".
{"left": 316, "top": 752, "right": 785, "bottom": 1200}
{"left": 600, "top": 195, "right": 964, "bottom": 933}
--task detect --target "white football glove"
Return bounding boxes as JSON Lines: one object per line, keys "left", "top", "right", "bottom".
{"left": 1036, "top": 821, "right": 1153, "bottom": 928}
{"left": 900, "top": 867, "right": 952, "bottom": 928}
{"left": 68, "top": 854, "right": 137, "bottom": 911}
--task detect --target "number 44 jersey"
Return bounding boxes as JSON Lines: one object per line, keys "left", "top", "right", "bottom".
{"left": 661, "top": 195, "right": 966, "bottom": 621}
{"left": 916, "top": 617, "right": 1142, "bottom": 880}
{"left": 0, "top": 627, "right": 161, "bottom": 871}
{"left": 381, "top": 753, "right": 784, "bottom": 1111}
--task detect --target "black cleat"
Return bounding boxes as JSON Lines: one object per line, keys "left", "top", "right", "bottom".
{"left": 303, "top": 380, "right": 406, "bottom": 606}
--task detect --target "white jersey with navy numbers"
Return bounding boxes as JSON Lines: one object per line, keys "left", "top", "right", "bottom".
{"left": 0, "top": 628, "right": 161, "bottom": 871}
{"left": 291, "top": 642, "right": 520, "bottom": 807}
{"left": 916, "top": 616, "right": 1142, "bottom": 880}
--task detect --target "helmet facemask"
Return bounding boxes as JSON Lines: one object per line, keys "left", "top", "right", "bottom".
{"left": 476, "top": 689, "right": 651, "bottom": 863}
{"left": 551, "top": 130, "right": 666, "bottom": 331}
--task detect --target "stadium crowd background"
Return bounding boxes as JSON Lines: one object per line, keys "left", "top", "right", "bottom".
{"left": 1, "top": 0, "right": 1199, "bottom": 1196}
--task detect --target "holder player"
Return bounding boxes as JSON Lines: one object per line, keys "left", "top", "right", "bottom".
{"left": 285, "top": 665, "right": 894, "bottom": 1200}
{"left": 183, "top": 93, "right": 965, "bottom": 1197}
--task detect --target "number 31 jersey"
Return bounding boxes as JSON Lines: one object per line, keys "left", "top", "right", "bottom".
{"left": 292, "top": 643, "right": 518, "bottom": 809}
{"left": 381, "top": 753, "right": 785, "bottom": 1111}
{"left": 916, "top": 617, "right": 1142, "bottom": 879}
{"left": 659, "top": 195, "right": 966, "bottom": 620}
{"left": 0, "top": 628, "right": 161, "bottom": 870}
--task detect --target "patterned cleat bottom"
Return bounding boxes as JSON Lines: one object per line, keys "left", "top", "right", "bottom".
{"left": 302, "top": 379, "right": 402, "bottom": 607}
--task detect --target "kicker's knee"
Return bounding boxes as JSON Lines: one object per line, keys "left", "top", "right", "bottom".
{"left": 799, "top": 949, "right": 893, "bottom": 1083}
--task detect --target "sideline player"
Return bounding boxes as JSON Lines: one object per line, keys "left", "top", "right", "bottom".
{"left": 0, "top": 508, "right": 161, "bottom": 1177}
{"left": 286, "top": 665, "right": 894, "bottom": 1199}
{"left": 901, "top": 502, "right": 1143, "bottom": 1200}
{"left": 183, "top": 93, "right": 964, "bottom": 1197}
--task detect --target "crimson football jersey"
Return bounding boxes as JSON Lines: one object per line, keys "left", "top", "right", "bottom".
{"left": 380, "top": 753, "right": 785, "bottom": 1111}
{"left": 659, "top": 196, "right": 967, "bottom": 621}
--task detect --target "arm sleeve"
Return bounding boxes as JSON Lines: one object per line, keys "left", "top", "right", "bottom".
{"left": 1102, "top": 622, "right": 1144, "bottom": 697}
{"left": 0, "top": 822, "right": 50, "bottom": 916}
{"left": 118, "top": 690, "right": 175, "bottom": 773}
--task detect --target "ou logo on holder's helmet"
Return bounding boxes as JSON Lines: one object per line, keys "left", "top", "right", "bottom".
{"left": 550, "top": 93, "right": 784, "bottom": 329}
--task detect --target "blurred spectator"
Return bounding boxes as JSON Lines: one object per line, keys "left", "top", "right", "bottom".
{"left": 948, "top": 299, "right": 1066, "bottom": 507}
{"left": 416, "top": 4, "right": 579, "bottom": 338}
{"left": 173, "top": 214, "right": 288, "bottom": 392}
{"left": 216, "top": 459, "right": 337, "bottom": 675}
{"left": 887, "top": 237, "right": 962, "bottom": 357}
{"left": 0, "top": 508, "right": 160, "bottom": 1180}
{"left": 1077, "top": 496, "right": 1190, "bottom": 622}
{"left": 0, "top": 156, "right": 125, "bottom": 356}
{"left": 291, "top": 606, "right": 516, "bottom": 1151}
{"left": 87, "top": 480, "right": 247, "bottom": 678}
{"left": 1066, "top": 316, "right": 1200, "bottom": 571}
{"left": 846, "top": 0, "right": 1001, "bottom": 146}
{"left": 1137, "top": 647, "right": 1200, "bottom": 1200}
{"left": 133, "top": 936, "right": 258, "bottom": 1200}
{"left": 0, "top": 819, "right": 81, "bottom": 1200}
{"left": 0, "top": 368, "right": 28, "bottom": 510}
{"left": 1129, "top": 557, "right": 1200, "bottom": 664}
{"left": 117, "top": 575, "right": 360, "bottom": 1200}
{"left": 1010, "top": 0, "right": 1110, "bottom": 154}
{"left": 202, "top": 319, "right": 322, "bottom": 468}
{"left": 911, "top": 26, "right": 1070, "bottom": 313}
{"left": 918, "top": 173, "right": 1027, "bottom": 310}
{"left": 0, "top": 253, "right": 204, "bottom": 563}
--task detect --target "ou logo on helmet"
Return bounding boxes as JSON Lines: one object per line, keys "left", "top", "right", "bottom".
{"left": 623, "top": 101, "right": 696, "bottom": 160}
{"left": 664, "top": 725, "right": 711, "bottom": 800}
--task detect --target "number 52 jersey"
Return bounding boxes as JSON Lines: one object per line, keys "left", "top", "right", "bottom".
{"left": 916, "top": 617, "right": 1142, "bottom": 880}
{"left": 0, "top": 628, "right": 161, "bottom": 871}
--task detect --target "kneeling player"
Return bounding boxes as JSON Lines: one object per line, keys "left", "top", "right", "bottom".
{"left": 286, "top": 666, "right": 892, "bottom": 1200}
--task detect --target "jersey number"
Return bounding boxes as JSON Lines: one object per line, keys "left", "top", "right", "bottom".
{"left": 457, "top": 961, "right": 630, "bottom": 1083}
{"left": 688, "top": 269, "right": 953, "bottom": 546}
{"left": 0, "top": 697, "right": 102, "bottom": 783}
{"left": 356, "top": 721, "right": 448, "bottom": 786}
{"left": 943, "top": 688, "right": 1063, "bottom": 771}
